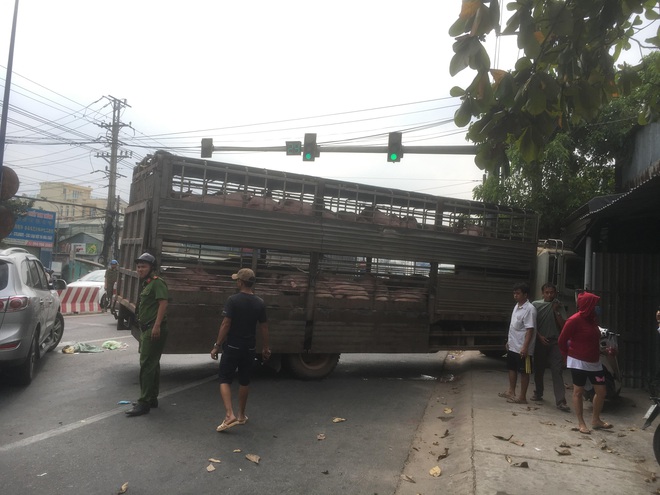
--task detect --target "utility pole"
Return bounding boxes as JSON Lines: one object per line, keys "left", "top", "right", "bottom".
{"left": 96, "top": 96, "right": 131, "bottom": 265}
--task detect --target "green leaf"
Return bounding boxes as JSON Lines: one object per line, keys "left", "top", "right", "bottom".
{"left": 455, "top": 99, "right": 473, "bottom": 128}
{"left": 450, "top": 50, "right": 470, "bottom": 77}
{"left": 448, "top": 17, "right": 469, "bottom": 37}
{"left": 450, "top": 86, "right": 466, "bottom": 97}
{"left": 518, "top": 127, "right": 540, "bottom": 163}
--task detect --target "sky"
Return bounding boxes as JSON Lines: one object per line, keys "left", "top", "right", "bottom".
{"left": 0, "top": 1, "right": 656, "bottom": 210}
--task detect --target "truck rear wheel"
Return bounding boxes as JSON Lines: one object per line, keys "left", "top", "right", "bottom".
{"left": 116, "top": 305, "right": 131, "bottom": 330}
{"left": 283, "top": 353, "right": 340, "bottom": 380}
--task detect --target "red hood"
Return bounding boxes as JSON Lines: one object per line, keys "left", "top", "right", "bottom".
{"left": 577, "top": 292, "right": 600, "bottom": 321}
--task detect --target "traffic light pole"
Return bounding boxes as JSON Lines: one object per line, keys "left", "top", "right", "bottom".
{"left": 202, "top": 144, "right": 476, "bottom": 155}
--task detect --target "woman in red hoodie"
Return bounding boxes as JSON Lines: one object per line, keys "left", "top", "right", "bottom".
{"left": 558, "top": 291, "right": 612, "bottom": 434}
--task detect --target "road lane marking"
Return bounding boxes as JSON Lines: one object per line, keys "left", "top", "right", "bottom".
{"left": 0, "top": 374, "right": 217, "bottom": 452}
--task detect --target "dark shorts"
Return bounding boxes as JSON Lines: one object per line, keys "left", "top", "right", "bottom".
{"left": 506, "top": 351, "right": 534, "bottom": 374}
{"left": 218, "top": 345, "right": 256, "bottom": 386}
{"left": 570, "top": 368, "right": 606, "bottom": 387}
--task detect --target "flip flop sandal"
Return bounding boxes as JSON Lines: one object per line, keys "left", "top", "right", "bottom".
{"left": 557, "top": 403, "right": 570, "bottom": 412}
{"left": 498, "top": 392, "right": 514, "bottom": 399}
{"left": 237, "top": 416, "right": 249, "bottom": 425}
{"left": 506, "top": 397, "right": 528, "bottom": 404}
{"left": 216, "top": 419, "right": 239, "bottom": 432}
{"left": 592, "top": 422, "right": 613, "bottom": 430}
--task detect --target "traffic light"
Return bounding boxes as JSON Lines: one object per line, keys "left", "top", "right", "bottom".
{"left": 201, "top": 138, "right": 214, "bottom": 158}
{"left": 302, "top": 133, "right": 318, "bottom": 162}
{"left": 387, "top": 132, "right": 403, "bottom": 162}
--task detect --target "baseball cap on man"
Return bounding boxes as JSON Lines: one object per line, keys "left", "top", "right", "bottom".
{"left": 135, "top": 252, "right": 156, "bottom": 265}
{"left": 110, "top": 260, "right": 118, "bottom": 265}
{"left": 232, "top": 268, "right": 256, "bottom": 282}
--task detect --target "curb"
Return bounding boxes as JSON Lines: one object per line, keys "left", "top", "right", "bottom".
{"left": 395, "top": 351, "right": 475, "bottom": 495}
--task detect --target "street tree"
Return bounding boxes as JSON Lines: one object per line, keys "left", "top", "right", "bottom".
{"left": 473, "top": 50, "right": 660, "bottom": 238}
{"left": 449, "top": 0, "right": 660, "bottom": 177}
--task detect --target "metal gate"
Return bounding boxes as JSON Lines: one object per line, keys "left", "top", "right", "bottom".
{"left": 592, "top": 253, "right": 660, "bottom": 389}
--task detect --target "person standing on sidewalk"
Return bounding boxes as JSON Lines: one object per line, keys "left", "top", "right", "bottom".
{"left": 558, "top": 291, "right": 612, "bottom": 434}
{"left": 531, "top": 283, "right": 569, "bottom": 411}
{"left": 210, "top": 268, "right": 270, "bottom": 432}
{"left": 125, "top": 253, "right": 168, "bottom": 417}
{"left": 499, "top": 282, "right": 537, "bottom": 404}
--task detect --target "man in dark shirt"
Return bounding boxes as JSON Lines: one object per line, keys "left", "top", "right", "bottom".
{"left": 211, "top": 268, "right": 270, "bottom": 432}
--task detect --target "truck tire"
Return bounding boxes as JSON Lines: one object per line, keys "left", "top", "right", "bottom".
{"left": 283, "top": 353, "right": 340, "bottom": 380}
{"left": 654, "top": 425, "right": 660, "bottom": 465}
{"left": 116, "top": 305, "right": 131, "bottom": 330}
{"left": 480, "top": 349, "right": 505, "bottom": 358}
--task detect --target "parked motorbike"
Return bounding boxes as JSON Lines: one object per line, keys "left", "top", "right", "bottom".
{"left": 583, "top": 327, "right": 622, "bottom": 401}
{"left": 642, "top": 397, "right": 660, "bottom": 464}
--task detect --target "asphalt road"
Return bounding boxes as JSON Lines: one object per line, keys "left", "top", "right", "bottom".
{"left": 0, "top": 313, "right": 448, "bottom": 495}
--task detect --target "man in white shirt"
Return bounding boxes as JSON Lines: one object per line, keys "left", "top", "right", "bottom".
{"left": 499, "top": 282, "right": 537, "bottom": 404}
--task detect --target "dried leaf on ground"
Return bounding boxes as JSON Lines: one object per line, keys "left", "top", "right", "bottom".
{"left": 206, "top": 464, "right": 216, "bottom": 472}
{"left": 246, "top": 454, "right": 261, "bottom": 464}
{"left": 317, "top": 433, "right": 326, "bottom": 441}
{"left": 233, "top": 449, "right": 241, "bottom": 453}
{"left": 441, "top": 429, "right": 449, "bottom": 438}
{"left": 512, "top": 461, "right": 529, "bottom": 468}
{"left": 493, "top": 434, "right": 514, "bottom": 442}
{"left": 512, "top": 412, "right": 518, "bottom": 416}
{"left": 208, "top": 458, "right": 221, "bottom": 463}
{"left": 429, "top": 466, "right": 442, "bottom": 477}
{"left": 555, "top": 448, "right": 571, "bottom": 456}
{"left": 509, "top": 439, "right": 525, "bottom": 447}
{"left": 332, "top": 417, "right": 346, "bottom": 423}
{"left": 526, "top": 406, "right": 539, "bottom": 411}
{"left": 118, "top": 482, "right": 129, "bottom": 494}
{"left": 400, "top": 474, "right": 416, "bottom": 483}
{"left": 559, "top": 442, "right": 572, "bottom": 448}
{"left": 443, "top": 407, "right": 453, "bottom": 414}
{"left": 540, "top": 421, "right": 555, "bottom": 426}
{"left": 437, "top": 448, "right": 449, "bottom": 460}
{"left": 505, "top": 455, "right": 512, "bottom": 464}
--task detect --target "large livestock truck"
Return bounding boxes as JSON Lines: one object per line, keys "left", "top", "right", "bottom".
{"left": 114, "top": 151, "right": 540, "bottom": 378}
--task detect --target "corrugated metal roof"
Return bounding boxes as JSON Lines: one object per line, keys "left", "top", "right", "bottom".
{"left": 580, "top": 174, "right": 660, "bottom": 221}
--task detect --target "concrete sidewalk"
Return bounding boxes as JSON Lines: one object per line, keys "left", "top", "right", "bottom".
{"left": 396, "top": 351, "right": 659, "bottom": 495}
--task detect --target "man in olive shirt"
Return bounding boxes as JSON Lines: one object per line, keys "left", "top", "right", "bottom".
{"left": 126, "top": 253, "right": 168, "bottom": 417}
{"left": 531, "top": 283, "right": 569, "bottom": 411}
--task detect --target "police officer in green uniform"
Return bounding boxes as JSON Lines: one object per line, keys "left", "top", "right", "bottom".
{"left": 126, "top": 253, "right": 168, "bottom": 417}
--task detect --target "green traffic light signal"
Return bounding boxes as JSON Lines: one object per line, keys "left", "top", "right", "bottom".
{"left": 387, "top": 132, "right": 403, "bottom": 163}
{"left": 303, "top": 133, "right": 318, "bottom": 162}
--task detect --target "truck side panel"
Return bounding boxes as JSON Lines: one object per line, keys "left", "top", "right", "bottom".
{"left": 116, "top": 152, "right": 538, "bottom": 355}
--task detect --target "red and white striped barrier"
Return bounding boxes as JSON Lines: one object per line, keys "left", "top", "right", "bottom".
{"left": 59, "top": 287, "right": 101, "bottom": 314}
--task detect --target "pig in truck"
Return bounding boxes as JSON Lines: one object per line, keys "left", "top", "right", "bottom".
{"left": 112, "top": 151, "right": 578, "bottom": 379}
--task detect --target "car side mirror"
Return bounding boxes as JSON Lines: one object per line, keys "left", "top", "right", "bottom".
{"left": 52, "top": 279, "right": 67, "bottom": 291}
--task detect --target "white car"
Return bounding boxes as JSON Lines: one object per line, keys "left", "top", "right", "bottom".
{"left": 67, "top": 270, "right": 107, "bottom": 307}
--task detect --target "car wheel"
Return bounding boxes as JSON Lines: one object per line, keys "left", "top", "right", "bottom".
{"left": 48, "top": 313, "right": 65, "bottom": 352}
{"left": 100, "top": 293, "right": 108, "bottom": 309}
{"left": 13, "top": 332, "right": 38, "bottom": 386}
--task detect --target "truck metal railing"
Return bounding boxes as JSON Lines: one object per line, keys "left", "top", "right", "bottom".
{"left": 131, "top": 152, "right": 537, "bottom": 244}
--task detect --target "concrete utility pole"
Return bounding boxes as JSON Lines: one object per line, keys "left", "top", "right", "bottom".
{"left": 96, "top": 96, "right": 131, "bottom": 265}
